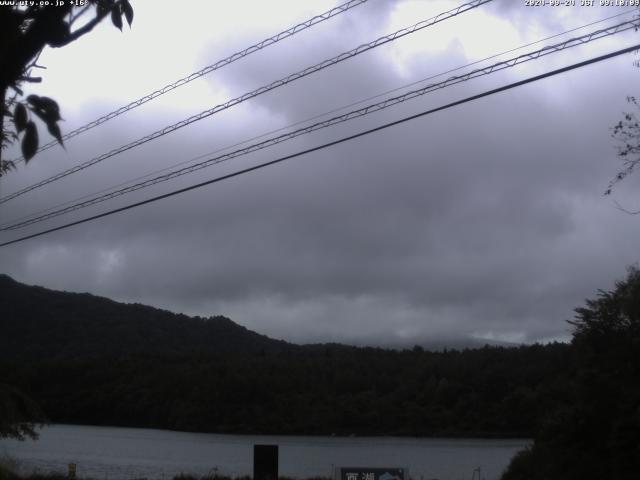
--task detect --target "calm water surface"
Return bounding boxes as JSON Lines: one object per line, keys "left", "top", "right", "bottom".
{"left": 0, "top": 425, "right": 529, "bottom": 480}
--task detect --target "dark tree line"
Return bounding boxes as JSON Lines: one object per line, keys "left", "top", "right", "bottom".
{"left": 1, "top": 273, "right": 575, "bottom": 439}
{"left": 502, "top": 266, "right": 640, "bottom": 480}
{"left": 0, "top": 343, "right": 572, "bottom": 438}
{"left": 3, "top": 268, "right": 640, "bottom": 480}
{"left": 0, "top": 383, "right": 45, "bottom": 440}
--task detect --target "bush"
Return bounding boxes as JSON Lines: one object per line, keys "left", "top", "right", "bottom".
{"left": 0, "top": 456, "right": 20, "bottom": 480}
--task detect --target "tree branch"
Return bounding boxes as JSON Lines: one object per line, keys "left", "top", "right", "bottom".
{"left": 51, "top": 8, "right": 110, "bottom": 47}
{"left": 69, "top": 4, "right": 93, "bottom": 26}
{"left": 613, "top": 199, "right": 640, "bottom": 215}
{"left": 17, "top": 76, "right": 42, "bottom": 83}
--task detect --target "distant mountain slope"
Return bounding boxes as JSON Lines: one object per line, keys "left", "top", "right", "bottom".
{"left": 0, "top": 274, "right": 293, "bottom": 360}
{"left": 0, "top": 275, "right": 576, "bottom": 438}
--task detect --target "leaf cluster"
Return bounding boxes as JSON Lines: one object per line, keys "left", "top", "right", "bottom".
{"left": 12, "top": 95, "right": 63, "bottom": 162}
{"left": 0, "top": 0, "right": 134, "bottom": 173}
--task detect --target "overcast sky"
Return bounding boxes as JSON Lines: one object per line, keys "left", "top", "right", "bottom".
{"left": 1, "top": 0, "right": 639, "bottom": 347}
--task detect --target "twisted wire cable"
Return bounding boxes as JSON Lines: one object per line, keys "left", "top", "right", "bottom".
{"left": 12, "top": 0, "right": 370, "bottom": 162}
{"left": 6, "top": 8, "right": 629, "bottom": 230}
{"left": 2, "top": 43, "right": 638, "bottom": 248}
{"left": 3, "top": 18, "right": 636, "bottom": 232}
{"left": 0, "top": 0, "right": 493, "bottom": 205}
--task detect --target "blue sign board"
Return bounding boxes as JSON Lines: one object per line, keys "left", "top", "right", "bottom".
{"left": 338, "top": 467, "right": 406, "bottom": 480}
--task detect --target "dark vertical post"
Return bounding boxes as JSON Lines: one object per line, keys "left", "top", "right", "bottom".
{"left": 253, "top": 444, "right": 278, "bottom": 480}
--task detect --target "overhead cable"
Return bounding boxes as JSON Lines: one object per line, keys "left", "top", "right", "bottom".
{"left": 1, "top": 43, "right": 638, "bottom": 248}
{"left": 2, "top": 18, "right": 636, "bottom": 231}
{"left": 0, "top": 0, "right": 493, "bottom": 205}
{"left": 11, "top": 0, "right": 370, "bottom": 162}
{"left": 8, "top": 7, "right": 629, "bottom": 230}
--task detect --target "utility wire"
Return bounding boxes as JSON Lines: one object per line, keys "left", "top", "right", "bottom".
{"left": 0, "top": 0, "right": 493, "bottom": 205}
{"left": 4, "top": 8, "right": 632, "bottom": 231}
{"left": 1, "top": 43, "right": 638, "bottom": 248}
{"left": 2, "top": 18, "right": 636, "bottom": 232}
{"left": 11, "top": 0, "right": 370, "bottom": 162}
{"left": 5, "top": 8, "right": 631, "bottom": 230}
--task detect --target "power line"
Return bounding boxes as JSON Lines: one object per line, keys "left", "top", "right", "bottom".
{"left": 3, "top": 18, "right": 636, "bottom": 232}
{"left": 6, "top": 8, "right": 630, "bottom": 230}
{"left": 4, "top": 18, "right": 635, "bottom": 229}
{"left": 11, "top": 0, "right": 370, "bottom": 163}
{"left": 0, "top": 0, "right": 493, "bottom": 205}
{"left": 2, "top": 43, "right": 637, "bottom": 248}
{"left": 6, "top": 9, "right": 632, "bottom": 232}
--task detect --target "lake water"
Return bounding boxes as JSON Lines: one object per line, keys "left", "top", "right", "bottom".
{"left": 0, "top": 425, "right": 529, "bottom": 480}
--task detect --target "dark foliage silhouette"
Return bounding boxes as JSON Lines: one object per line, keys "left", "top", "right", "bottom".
{"left": 0, "top": 0, "right": 133, "bottom": 174}
{"left": 1, "top": 274, "right": 572, "bottom": 437}
{"left": 502, "top": 266, "right": 640, "bottom": 480}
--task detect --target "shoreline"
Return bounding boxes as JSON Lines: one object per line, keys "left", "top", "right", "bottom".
{"left": 28, "top": 423, "right": 533, "bottom": 442}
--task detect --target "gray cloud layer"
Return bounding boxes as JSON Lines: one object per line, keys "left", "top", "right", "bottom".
{"left": 1, "top": 1, "right": 639, "bottom": 346}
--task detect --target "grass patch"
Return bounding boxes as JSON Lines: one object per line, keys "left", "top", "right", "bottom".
{"left": 0, "top": 455, "right": 20, "bottom": 480}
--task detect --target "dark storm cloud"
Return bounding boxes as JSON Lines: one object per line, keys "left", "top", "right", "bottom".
{"left": 1, "top": 1, "right": 639, "bottom": 346}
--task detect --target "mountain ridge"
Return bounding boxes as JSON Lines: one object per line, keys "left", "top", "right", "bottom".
{"left": 0, "top": 274, "right": 293, "bottom": 360}
{"left": 1, "top": 274, "right": 525, "bottom": 359}
{"left": 0, "top": 274, "right": 574, "bottom": 439}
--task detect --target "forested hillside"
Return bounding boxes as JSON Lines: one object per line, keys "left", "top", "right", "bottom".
{"left": 1, "top": 343, "right": 571, "bottom": 437}
{"left": 0, "top": 274, "right": 292, "bottom": 360}
{"left": 0, "top": 274, "right": 573, "bottom": 438}
{"left": 4, "top": 268, "right": 638, "bottom": 479}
